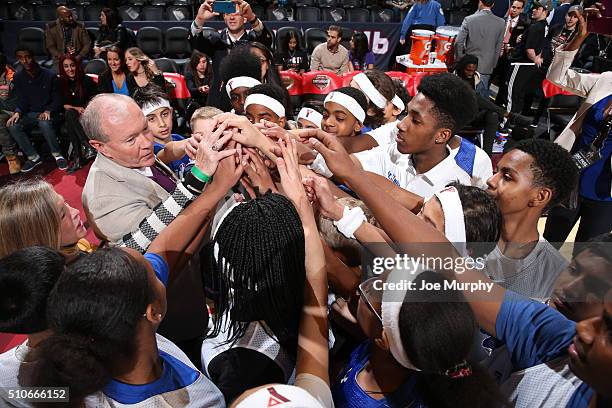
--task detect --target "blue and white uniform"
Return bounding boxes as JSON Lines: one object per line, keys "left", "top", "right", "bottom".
{"left": 331, "top": 341, "right": 424, "bottom": 408}
{"left": 493, "top": 290, "right": 609, "bottom": 408}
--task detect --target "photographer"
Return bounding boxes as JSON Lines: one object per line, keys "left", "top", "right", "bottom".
{"left": 544, "top": 10, "right": 612, "bottom": 248}
{"left": 189, "top": 0, "right": 273, "bottom": 111}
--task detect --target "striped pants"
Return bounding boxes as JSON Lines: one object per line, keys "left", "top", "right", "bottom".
{"left": 506, "top": 63, "right": 546, "bottom": 114}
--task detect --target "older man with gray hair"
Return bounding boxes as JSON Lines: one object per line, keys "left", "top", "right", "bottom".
{"left": 81, "top": 93, "right": 233, "bottom": 359}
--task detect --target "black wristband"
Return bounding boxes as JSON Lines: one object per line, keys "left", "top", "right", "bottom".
{"left": 248, "top": 16, "right": 258, "bottom": 25}
{"left": 182, "top": 167, "right": 207, "bottom": 194}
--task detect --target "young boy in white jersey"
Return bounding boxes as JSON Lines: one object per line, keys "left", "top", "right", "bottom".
{"left": 309, "top": 73, "right": 486, "bottom": 200}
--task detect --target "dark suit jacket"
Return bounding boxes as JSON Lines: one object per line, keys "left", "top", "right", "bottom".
{"left": 508, "top": 13, "right": 530, "bottom": 48}
{"left": 45, "top": 20, "right": 91, "bottom": 61}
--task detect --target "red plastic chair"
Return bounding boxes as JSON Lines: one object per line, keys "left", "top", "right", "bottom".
{"left": 86, "top": 73, "right": 99, "bottom": 83}
{"left": 162, "top": 72, "right": 191, "bottom": 100}
{"left": 280, "top": 70, "right": 304, "bottom": 116}
{"left": 385, "top": 71, "right": 409, "bottom": 88}
{"left": 302, "top": 70, "right": 343, "bottom": 103}
{"left": 406, "top": 72, "right": 431, "bottom": 96}
{"left": 340, "top": 70, "right": 361, "bottom": 87}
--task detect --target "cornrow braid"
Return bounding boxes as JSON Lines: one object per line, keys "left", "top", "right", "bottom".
{"left": 205, "top": 193, "right": 306, "bottom": 356}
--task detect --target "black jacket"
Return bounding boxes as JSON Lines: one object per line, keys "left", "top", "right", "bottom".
{"left": 507, "top": 13, "right": 530, "bottom": 49}
{"left": 189, "top": 24, "right": 273, "bottom": 111}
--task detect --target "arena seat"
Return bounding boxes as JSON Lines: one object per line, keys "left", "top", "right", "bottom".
{"left": 340, "top": 70, "right": 360, "bottom": 87}
{"left": 166, "top": 6, "right": 192, "bottom": 21}
{"left": 251, "top": 4, "right": 266, "bottom": 20}
{"left": 321, "top": 7, "right": 346, "bottom": 22}
{"left": 302, "top": 70, "right": 343, "bottom": 103}
{"left": 10, "top": 4, "right": 34, "bottom": 20}
{"left": 136, "top": 26, "right": 164, "bottom": 58}
{"left": 318, "top": 0, "right": 337, "bottom": 8}
{"left": 164, "top": 27, "right": 191, "bottom": 65}
{"left": 87, "top": 27, "right": 99, "bottom": 44}
{"left": 118, "top": 6, "right": 142, "bottom": 21}
{"left": 150, "top": 0, "right": 170, "bottom": 6}
{"left": 0, "top": 4, "right": 8, "bottom": 20}
{"left": 295, "top": 6, "right": 320, "bottom": 22}
{"left": 371, "top": 8, "right": 395, "bottom": 22}
{"left": 280, "top": 70, "right": 304, "bottom": 116}
{"left": 17, "top": 27, "right": 49, "bottom": 66}
{"left": 84, "top": 58, "right": 108, "bottom": 75}
{"left": 275, "top": 27, "right": 303, "bottom": 53}
{"left": 142, "top": 6, "right": 165, "bottom": 21}
{"left": 295, "top": 0, "right": 316, "bottom": 7}
{"left": 34, "top": 5, "right": 56, "bottom": 21}
{"left": 86, "top": 73, "right": 99, "bottom": 83}
{"left": 155, "top": 57, "right": 180, "bottom": 73}
{"left": 347, "top": 8, "right": 369, "bottom": 22}
{"left": 162, "top": 72, "right": 191, "bottom": 118}
{"left": 267, "top": 6, "right": 291, "bottom": 21}
{"left": 84, "top": 4, "right": 103, "bottom": 21}
{"left": 304, "top": 27, "right": 327, "bottom": 54}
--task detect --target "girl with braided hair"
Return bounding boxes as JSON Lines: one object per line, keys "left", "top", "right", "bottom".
{"left": 201, "top": 191, "right": 307, "bottom": 404}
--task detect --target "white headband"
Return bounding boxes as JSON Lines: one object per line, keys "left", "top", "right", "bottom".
{"left": 381, "top": 267, "right": 422, "bottom": 371}
{"left": 324, "top": 91, "right": 366, "bottom": 123}
{"left": 392, "top": 95, "right": 405, "bottom": 112}
{"left": 225, "top": 76, "right": 261, "bottom": 97}
{"left": 141, "top": 98, "right": 171, "bottom": 116}
{"left": 434, "top": 186, "right": 467, "bottom": 256}
{"left": 297, "top": 107, "right": 323, "bottom": 128}
{"left": 353, "top": 73, "right": 388, "bottom": 109}
{"left": 213, "top": 200, "right": 242, "bottom": 263}
{"left": 244, "top": 94, "right": 286, "bottom": 118}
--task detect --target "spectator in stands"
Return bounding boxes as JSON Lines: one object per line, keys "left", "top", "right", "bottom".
{"left": 220, "top": 50, "right": 262, "bottom": 115}
{"left": 0, "top": 179, "right": 89, "bottom": 260}
{"left": 125, "top": 47, "right": 166, "bottom": 95}
{"left": 544, "top": 13, "right": 612, "bottom": 248}
{"left": 310, "top": 25, "right": 350, "bottom": 75}
{"left": 93, "top": 7, "right": 131, "bottom": 59}
{"left": 244, "top": 84, "right": 288, "bottom": 127}
{"left": 348, "top": 32, "right": 375, "bottom": 71}
{"left": 250, "top": 42, "right": 282, "bottom": 87}
{"left": 133, "top": 86, "right": 191, "bottom": 178}
{"left": 485, "top": 139, "right": 578, "bottom": 300}
{"left": 45, "top": 6, "right": 91, "bottom": 67}
{"left": 505, "top": 0, "right": 550, "bottom": 114}
{"left": 59, "top": 54, "right": 98, "bottom": 173}
{"left": 398, "top": 0, "right": 445, "bottom": 46}
{"left": 274, "top": 30, "right": 308, "bottom": 74}
{"left": 184, "top": 49, "right": 212, "bottom": 108}
{"left": 189, "top": 0, "right": 273, "bottom": 111}
{"left": 454, "top": 0, "right": 505, "bottom": 96}
{"left": 547, "top": 0, "right": 572, "bottom": 27}
{"left": 454, "top": 54, "right": 530, "bottom": 155}
{"left": 98, "top": 45, "right": 129, "bottom": 95}
{"left": 0, "top": 53, "right": 19, "bottom": 174}
{"left": 6, "top": 46, "right": 67, "bottom": 173}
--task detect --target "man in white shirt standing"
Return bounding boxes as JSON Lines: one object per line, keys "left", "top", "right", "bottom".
{"left": 310, "top": 73, "right": 485, "bottom": 200}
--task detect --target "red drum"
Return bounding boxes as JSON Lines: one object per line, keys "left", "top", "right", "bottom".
{"left": 434, "top": 26, "right": 460, "bottom": 65}
{"left": 410, "top": 29, "right": 434, "bottom": 65}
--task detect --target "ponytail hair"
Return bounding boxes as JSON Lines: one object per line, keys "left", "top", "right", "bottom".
{"left": 28, "top": 248, "right": 153, "bottom": 405}
{"left": 399, "top": 271, "right": 508, "bottom": 408}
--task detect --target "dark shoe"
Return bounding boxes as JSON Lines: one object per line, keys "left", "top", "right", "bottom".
{"left": 67, "top": 161, "right": 82, "bottom": 174}
{"left": 55, "top": 156, "right": 69, "bottom": 170}
{"left": 508, "top": 112, "right": 532, "bottom": 127}
{"left": 84, "top": 147, "right": 97, "bottom": 161}
{"left": 21, "top": 158, "right": 42, "bottom": 173}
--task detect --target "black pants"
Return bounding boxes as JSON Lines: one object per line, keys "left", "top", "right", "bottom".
{"left": 492, "top": 55, "right": 511, "bottom": 107}
{"left": 506, "top": 64, "right": 546, "bottom": 114}
{"left": 65, "top": 108, "right": 90, "bottom": 161}
{"left": 544, "top": 197, "right": 612, "bottom": 253}
{"left": 471, "top": 95, "right": 506, "bottom": 155}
